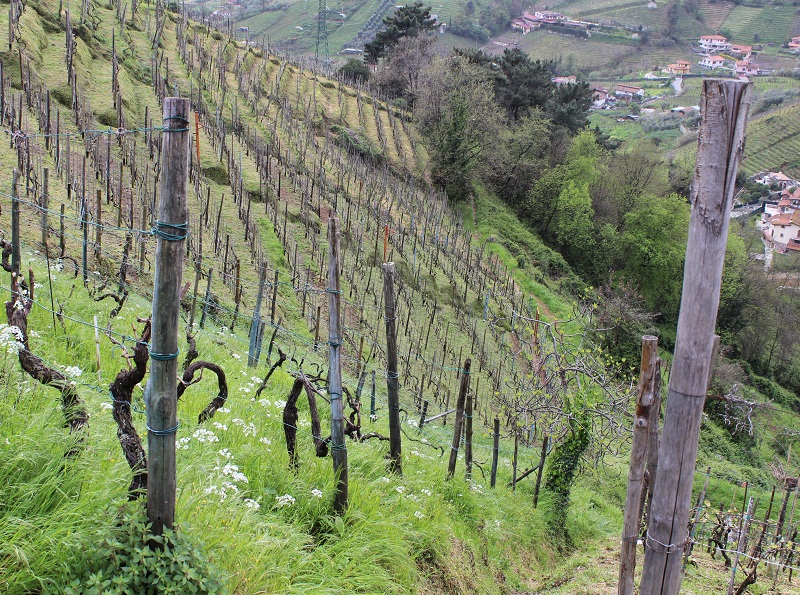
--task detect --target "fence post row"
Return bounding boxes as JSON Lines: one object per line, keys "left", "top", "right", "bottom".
{"left": 146, "top": 97, "right": 190, "bottom": 536}
{"left": 640, "top": 79, "right": 751, "bottom": 595}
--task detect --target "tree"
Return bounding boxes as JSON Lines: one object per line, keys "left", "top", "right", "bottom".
{"left": 493, "top": 49, "right": 553, "bottom": 120}
{"left": 416, "top": 57, "right": 502, "bottom": 201}
{"left": 336, "top": 58, "right": 370, "bottom": 84}
{"left": 363, "top": 2, "right": 437, "bottom": 64}
{"left": 545, "top": 81, "right": 592, "bottom": 135}
{"left": 376, "top": 33, "right": 436, "bottom": 102}
{"left": 619, "top": 193, "right": 690, "bottom": 319}
{"left": 483, "top": 110, "right": 550, "bottom": 207}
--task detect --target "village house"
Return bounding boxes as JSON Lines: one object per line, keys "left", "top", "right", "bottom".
{"left": 511, "top": 13, "right": 539, "bottom": 34}
{"left": 735, "top": 60, "right": 759, "bottom": 76}
{"left": 592, "top": 87, "right": 610, "bottom": 106}
{"left": 764, "top": 189, "right": 799, "bottom": 220}
{"left": 729, "top": 44, "right": 752, "bottom": 59}
{"left": 768, "top": 210, "right": 800, "bottom": 251}
{"left": 699, "top": 34, "right": 731, "bottom": 53}
{"left": 788, "top": 36, "right": 800, "bottom": 51}
{"left": 614, "top": 84, "right": 644, "bottom": 100}
{"left": 754, "top": 171, "right": 799, "bottom": 190}
{"left": 699, "top": 55, "right": 725, "bottom": 69}
{"left": 552, "top": 75, "right": 576, "bottom": 85}
{"left": 667, "top": 60, "right": 691, "bottom": 75}
{"left": 534, "top": 10, "right": 565, "bottom": 22}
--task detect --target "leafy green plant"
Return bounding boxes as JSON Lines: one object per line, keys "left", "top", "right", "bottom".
{"left": 64, "top": 502, "right": 225, "bottom": 595}
{"left": 543, "top": 404, "right": 590, "bottom": 551}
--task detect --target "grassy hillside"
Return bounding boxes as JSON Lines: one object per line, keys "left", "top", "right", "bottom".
{"left": 0, "top": 0, "right": 799, "bottom": 593}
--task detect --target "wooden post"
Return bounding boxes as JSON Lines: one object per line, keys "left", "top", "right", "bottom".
{"left": 418, "top": 400, "right": 428, "bottom": 430}
{"left": 684, "top": 466, "right": 711, "bottom": 569}
{"left": 248, "top": 265, "right": 267, "bottom": 367}
{"left": 10, "top": 169, "right": 20, "bottom": 283}
{"left": 41, "top": 168, "right": 48, "bottom": 249}
{"left": 727, "top": 497, "right": 755, "bottom": 595}
{"left": 641, "top": 364, "right": 663, "bottom": 527}
{"left": 382, "top": 262, "right": 401, "bottom": 474}
{"left": 270, "top": 269, "right": 279, "bottom": 323}
{"left": 370, "top": 370, "right": 376, "bottom": 420}
{"left": 447, "top": 358, "right": 471, "bottom": 479}
{"left": 81, "top": 198, "right": 88, "bottom": 285}
{"left": 328, "top": 217, "right": 348, "bottom": 512}
{"left": 146, "top": 97, "right": 190, "bottom": 536}
{"left": 95, "top": 189, "right": 102, "bottom": 256}
{"left": 640, "top": 79, "right": 751, "bottom": 595}
{"left": 618, "top": 335, "right": 659, "bottom": 595}
{"left": 464, "top": 385, "right": 473, "bottom": 480}
{"left": 199, "top": 268, "right": 213, "bottom": 329}
{"left": 490, "top": 417, "right": 500, "bottom": 488}
{"left": 533, "top": 434, "right": 549, "bottom": 508}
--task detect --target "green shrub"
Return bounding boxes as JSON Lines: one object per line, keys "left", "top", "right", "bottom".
{"left": 64, "top": 501, "right": 225, "bottom": 595}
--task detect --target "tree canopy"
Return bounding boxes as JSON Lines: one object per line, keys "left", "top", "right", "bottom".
{"left": 363, "top": 2, "right": 437, "bottom": 63}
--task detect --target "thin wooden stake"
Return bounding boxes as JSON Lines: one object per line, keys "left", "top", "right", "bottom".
{"left": 447, "top": 358, "right": 471, "bottom": 479}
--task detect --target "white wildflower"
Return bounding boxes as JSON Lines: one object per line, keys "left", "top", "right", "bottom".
{"left": 420, "top": 489, "right": 432, "bottom": 497}
{"left": 212, "top": 422, "right": 228, "bottom": 431}
{"left": 240, "top": 387, "right": 251, "bottom": 393}
{"left": 231, "top": 353, "right": 241, "bottom": 360}
{"left": 100, "top": 402, "right": 113, "bottom": 410}
{"left": 259, "top": 437, "right": 272, "bottom": 445}
{"left": 219, "top": 448, "right": 232, "bottom": 459}
{"left": 177, "top": 437, "right": 191, "bottom": 450}
{"left": 406, "top": 419, "right": 418, "bottom": 428}
{"left": 311, "top": 488, "right": 323, "bottom": 498}
{"left": 64, "top": 366, "right": 83, "bottom": 378}
{"left": 258, "top": 399, "right": 271, "bottom": 407}
{"left": 275, "top": 494, "right": 295, "bottom": 507}
{"left": 192, "top": 428, "right": 219, "bottom": 443}
{"left": 218, "top": 407, "right": 231, "bottom": 414}
{"left": 380, "top": 477, "right": 391, "bottom": 483}
{"left": 414, "top": 511, "right": 424, "bottom": 519}
{"left": 244, "top": 498, "right": 260, "bottom": 511}
{"left": 395, "top": 485, "right": 405, "bottom": 494}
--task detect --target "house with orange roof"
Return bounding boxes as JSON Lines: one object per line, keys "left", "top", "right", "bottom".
{"left": 667, "top": 60, "right": 691, "bottom": 75}
{"left": 735, "top": 60, "right": 759, "bottom": 76}
{"left": 699, "top": 55, "right": 725, "bottom": 69}
{"left": 730, "top": 44, "right": 752, "bottom": 58}
{"left": 788, "top": 36, "right": 800, "bottom": 51}
{"left": 614, "top": 84, "right": 645, "bottom": 101}
{"left": 699, "top": 34, "right": 730, "bottom": 53}
{"left": 768, "top": 210, "right": 800, "bottom": 251}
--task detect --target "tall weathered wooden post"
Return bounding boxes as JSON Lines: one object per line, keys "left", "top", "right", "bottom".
{"left": 618, "top": 335, "right": 659, "bottom": 595}
{"left": 382, "top": 262, "right": 401, "bottom": 474}
{"left": 447, "top": 358, "right": 471, "bottom": 479}
{"left": 146, "top": 97, "right": 190, "bottom": 536}
{"left": 328, "top": 217, "right": 348, "bottom": 511}
{"left": 640, "top": 79, "right": 751, "bottom": 594}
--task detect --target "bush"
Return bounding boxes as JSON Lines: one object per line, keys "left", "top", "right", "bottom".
{"left": 64, "top": 502, "right": 225, "bottom": 595}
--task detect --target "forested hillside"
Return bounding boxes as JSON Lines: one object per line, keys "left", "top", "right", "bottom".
{"left": 0, "top": 0, "right": 799, "bottom": 593}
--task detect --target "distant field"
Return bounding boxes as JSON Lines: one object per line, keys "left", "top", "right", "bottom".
{"left": 698, "top": 0, "right": 734, "bottom": 31}
{"left": 721, "top": 4, "right": 796, "bottom": 44}
{"left": 742, "top": 102, "right": 800, "bottom": 179}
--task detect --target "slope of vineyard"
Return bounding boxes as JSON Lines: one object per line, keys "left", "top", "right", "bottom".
{"left": 1, "top": 0, "right": 799, "bottom": 593}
